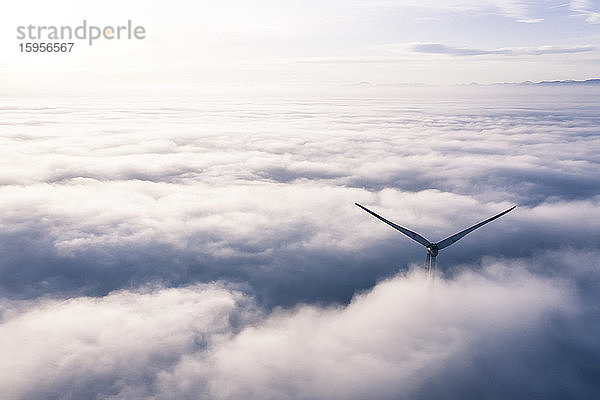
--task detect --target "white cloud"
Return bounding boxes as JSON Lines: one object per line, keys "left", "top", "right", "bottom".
{"left": 362, "top": 0, "right": 540, "bottom": 22}
{"left": 0, "top": 284, "right": 257, "bottom": 399}
{"left": 1, "top": 92, "right": 598, "bottom": 288}
{"left": 199, "top": 265, "right": 570, "bottom": 400}
{"left": 1, "top": 90, "right": 599, "bottom": 397}
{"left": 0, "top": 264, "right": 577, "bottom": 399}
{"left": 570, "top": 0, "right": 600, "bottom": 23}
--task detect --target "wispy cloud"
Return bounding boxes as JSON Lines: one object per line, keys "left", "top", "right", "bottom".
{"left": 570, "top": 0, "right": 600, "bottom": 23}
{"left": 364, "top": 0, "right": 541, "bottom": 22}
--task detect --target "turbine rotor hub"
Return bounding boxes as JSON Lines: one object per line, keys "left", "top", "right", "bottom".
{"left": 427, "top": 244, "right": 439, "bottom": 257}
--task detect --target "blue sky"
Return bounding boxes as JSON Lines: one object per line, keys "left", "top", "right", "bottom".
{"left": 2, "top": 0, "right": 599, "bottom": 93}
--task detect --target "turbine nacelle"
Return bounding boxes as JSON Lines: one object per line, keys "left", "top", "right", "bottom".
{"left": 355, "top": 203, "right": 515, "bottom": 274}
{"left": 426, "top": 244, "right": 438, "bottom": 257}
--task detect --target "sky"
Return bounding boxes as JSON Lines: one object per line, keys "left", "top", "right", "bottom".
{"left": 1, "top": 0, "right": 600, "bottom": 94}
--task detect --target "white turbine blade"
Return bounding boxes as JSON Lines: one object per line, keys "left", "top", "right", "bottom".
{"left": 355, "top": 203, "right": 431, "bottom": 247}
{"left": 436, "top": 206, "right": 516, "bottom": 250}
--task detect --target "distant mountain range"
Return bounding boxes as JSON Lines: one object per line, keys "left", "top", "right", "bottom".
{"left": 348, "top": 79, "right": 600, "bottom": 87}
{"left": 508, "top": 79, "right": 600, "bottom": 86}
{"left": 464, "top": 78, "right": 600, "bottom": 87}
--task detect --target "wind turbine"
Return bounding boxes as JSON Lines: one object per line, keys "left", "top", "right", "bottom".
{"left": 355, "top": 203, "right": 515, "bottom": 274}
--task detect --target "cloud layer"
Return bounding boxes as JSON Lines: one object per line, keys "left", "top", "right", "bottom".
{"left": 3, "top": 259, "right": 596, "bottom": 400}
{"left": 1, "top": 90, "right": 598, "bottom": 304}
{"left": 0, "top": 87, "right": 599, "bottom": 398}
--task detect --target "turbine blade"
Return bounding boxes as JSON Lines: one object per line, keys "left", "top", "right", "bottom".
{"left": 355, "top": 203, "right": 431, "bottom": 247}
{"left": 436, "top": 206, "right": 516, "bottom": 250}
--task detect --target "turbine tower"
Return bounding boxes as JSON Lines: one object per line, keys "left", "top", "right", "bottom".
{"left": 355, "top": 203, "right": 515, "bottom": 274}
